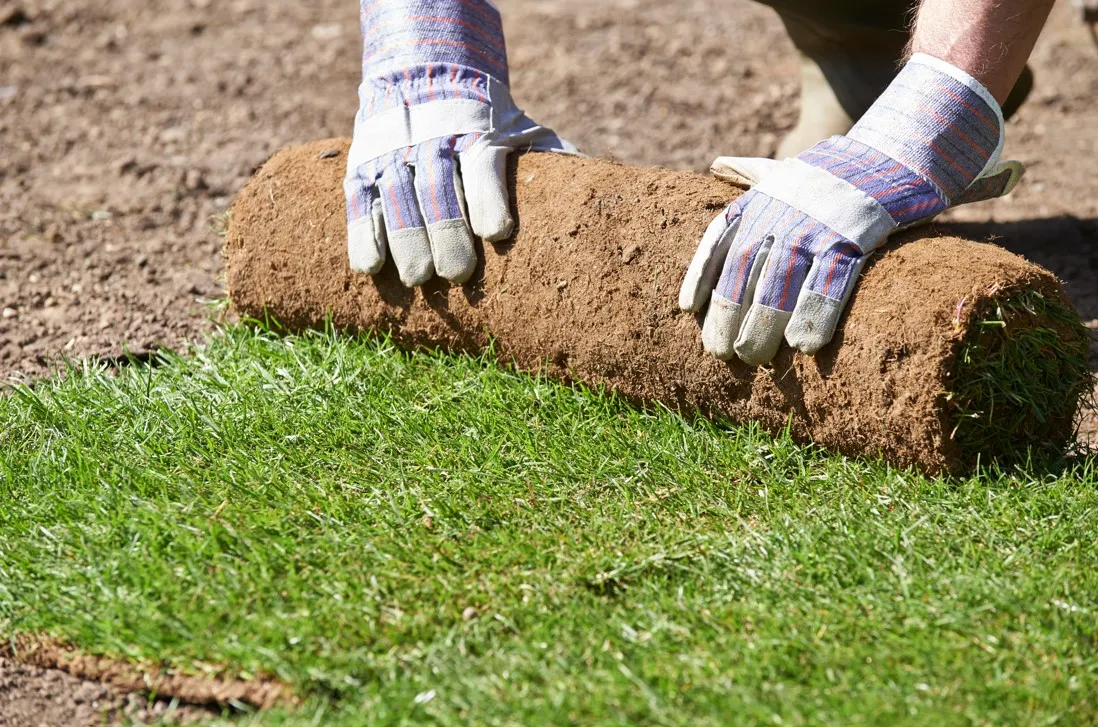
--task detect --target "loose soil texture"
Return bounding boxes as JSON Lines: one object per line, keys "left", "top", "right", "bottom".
{"left": 0, "top": 656, "right": 210, "bottom": 726}
{"left": 4, "top": 638, "right": 291, "bottom": 712}
{"left": 0, "top": 634, "right": 291, "bottom": 724}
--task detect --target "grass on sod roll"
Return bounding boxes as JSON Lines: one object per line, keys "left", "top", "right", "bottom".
{"left": 948, "top": 289, "right": 1094, "bottom": 464}
{"left": 2, "top": 324, "right": 1098, "bottom": 726}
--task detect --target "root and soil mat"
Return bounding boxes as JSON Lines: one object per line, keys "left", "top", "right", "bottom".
{"left": 225, "top": 139, "right": 1093, "bottom": 475}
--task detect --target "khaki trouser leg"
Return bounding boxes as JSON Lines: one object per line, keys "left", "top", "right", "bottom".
{"left": 771, "top": 7, "right": 911, "bottom": 159}
{"left": 775, "top": 50, "right": 858, "bottom": 160}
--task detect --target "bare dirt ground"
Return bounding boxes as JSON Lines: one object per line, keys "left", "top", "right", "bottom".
{"left": 1, "top": 0, "right": 1096, "bottom": 723}
{"left": 0, "top": 655, "right": 210, "bottom": 726}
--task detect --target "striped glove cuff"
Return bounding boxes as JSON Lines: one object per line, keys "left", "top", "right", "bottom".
{"left": 798, "top": 53, "right": 1010, "bottom": 234}
{"left": 361, "top": 0, "right": 509, "bottom": 82}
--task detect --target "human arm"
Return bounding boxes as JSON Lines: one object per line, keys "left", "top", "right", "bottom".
{"left": 679, "top": 0, "right": 1050, "bottom": 365}
{"left": 909, "top": 0, "right": 1054, "bottom": 103}
{"left": 345, "top": 0, "right": 575, "bottom": 287}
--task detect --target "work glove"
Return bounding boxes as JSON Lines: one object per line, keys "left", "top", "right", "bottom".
{"left": 679, "top": 53, "right": 1024, "bottom": 365}
{"left": 346, "top": 0, "right": 575, "bottom": 287}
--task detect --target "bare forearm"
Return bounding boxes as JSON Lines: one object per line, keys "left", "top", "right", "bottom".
{"left": 909, "top": 0, "right": 1054, "bottom": 103}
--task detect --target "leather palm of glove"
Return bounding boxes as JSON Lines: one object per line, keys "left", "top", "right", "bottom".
{"left": 345, "top": 0, "right": 576, "bottom": 287}
{"left": 680, "top": 54, "right": 1025, "bottom": 365}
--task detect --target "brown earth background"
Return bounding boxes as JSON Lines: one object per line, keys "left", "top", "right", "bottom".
{"left": 1, "top": 0, "right": 1097, "bottom": 724}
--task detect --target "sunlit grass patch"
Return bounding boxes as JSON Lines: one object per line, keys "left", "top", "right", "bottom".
{"left": 2, "top": 325, "right": 1097, "bottom": 726}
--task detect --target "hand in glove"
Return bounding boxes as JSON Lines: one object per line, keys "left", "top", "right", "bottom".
{"left": 345, "top": 0, "right": 576, "bottom": 286}
{"left": 679, "top": 54, "right": 1024, "bottom": 365}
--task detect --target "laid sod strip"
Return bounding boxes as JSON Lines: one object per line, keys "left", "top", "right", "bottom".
{"left": 225, "top": 139, "right": 1093, "bottom": 474}
{"left": 3, "top": 326, "right": 1098, "bottom": 726}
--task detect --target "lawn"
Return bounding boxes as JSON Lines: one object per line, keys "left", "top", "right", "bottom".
{"left": 2, "top": 324, "right": 1097, "bottom": 726}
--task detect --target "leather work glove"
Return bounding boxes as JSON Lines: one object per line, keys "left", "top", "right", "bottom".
{"left": 346, "top": 0, "right": 576, "bottom": 287}
{"left": 679, "top": 54, "right": 1025, "bottom": 365}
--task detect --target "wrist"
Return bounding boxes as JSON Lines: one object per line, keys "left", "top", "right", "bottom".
{"left": 360, "top": 0, "right": 509, "bottom": 84}
{"left": 846, "top": 54, "right": 1003, "bottom": 205}
{"left": 357, "top": 65, "right": 501, "bottom": 120}
{"left": 349, "top": 73, "right": 530, "bottom": 172}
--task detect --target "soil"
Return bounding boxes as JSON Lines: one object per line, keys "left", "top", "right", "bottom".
{"left": 0, "top": 637, "right": 290, "bottom": 725}
{"left": 2, "top": 0, "right": 1097, "bottom": 721}
{"left": 0, "top": 656, "right": 209, "bottom": 726}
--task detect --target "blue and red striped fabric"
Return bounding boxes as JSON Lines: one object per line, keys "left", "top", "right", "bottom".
{"left": 714, "top": 56, "right": 1002, "bottom": 313}
{"left": 347, "top": 136, "right": 478, "bottom": 236}
{"left": 848, "top": 60, "right": 1000, "bottom": 205}
{"left": 715, "top": 191, "right": 863, "bottom": 312}
{"left": 797, "top": 137, "right": 947, "bottom": 227}
{"left": 360, "top": 0, "right": 508, "bottom": 81}
{"left": 348, "top": 0, "right": 507, "bottom": 232}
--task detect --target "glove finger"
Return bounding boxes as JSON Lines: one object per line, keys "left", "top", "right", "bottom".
{"left": 700, "top": 197, "right": 782, "bottom": 360}
{"left": 712, "top": 194, "right": 788, "bottom": 306}
{"left": 952, "top": 160, "right": 1025, "bottom": 207}
{"left": 345, "top": 168, "right": 386, "bottom": 275}
{"left": 785, "top": 236, "right": 868, "bottom": 355}
{"left": 702, "top": 237, "right": 772, "bottom": 361}
{"left": 414, "top": 138, "right": 477, "bottom": 284}
{"left": 750, "top": 218, "right": 820, "bottom": 313}
{"left": 480, "top": 102, "right": 580, "bottom": 156}
{"left": 732, "top": 216, "right": 818, "bottom": 365}
{"left": 378, "top": 155, "right": 434, "bottom": 287}
{"left": 458, "top": 145, "right": 514, "bottom": 242}
{"left": 678, "top": 192, "right": 756, "bottom": 312}
{"left": 502, "top": 125, "right": 580, "bottom": 156}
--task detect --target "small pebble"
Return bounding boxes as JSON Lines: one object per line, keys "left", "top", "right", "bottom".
{"left": 556, "top": 279, "right": 568, "bottom": 291}
{"left": 462, "top": 607, "right": 479, "bottom": 621}
{"left": 622, "top": 244, "right": 641, "bottom": 264}
{"left": 311, "top": 24, "right": 342, "bottom": 40}
{"left": 2, "top": 307, "right": 16, "bottom": 319}
{"left": 318, "top": 148, "right": 340, "bottom": 160}
{"left": 184, "top": 168, "right": 206, "bottom": 190}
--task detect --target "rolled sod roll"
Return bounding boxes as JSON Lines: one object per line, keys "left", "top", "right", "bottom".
{"left": 224, "top": 139, "right": 1092, "bottom": 474}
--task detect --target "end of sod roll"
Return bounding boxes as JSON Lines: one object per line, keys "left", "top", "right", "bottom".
{"left": 947, "top": 287, "right": 1091, "bottom": 467}
{"left": 224, "top": 139, "right": 1093, "bottom": 475}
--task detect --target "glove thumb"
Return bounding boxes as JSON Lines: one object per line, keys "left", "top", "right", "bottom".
{"left": 953, "top": 160, "right": 1025, "bottom": 207}
{"left": 710, "top": 156, "right": 781, "bottom": 188}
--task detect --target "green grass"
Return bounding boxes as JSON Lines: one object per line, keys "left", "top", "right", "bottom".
{"left": 947, "top": 289, "right": 1093, "bottom": 464}
{"left": 2, "top": 325, "right": 1097, "bottom": 726}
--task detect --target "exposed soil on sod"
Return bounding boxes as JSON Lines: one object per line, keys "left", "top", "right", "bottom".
{"left": 2, "top": 0, "right": 1097, "bottom": 721}
{"left": 226, "top": 141, "right": 1089, "bottom": 475}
